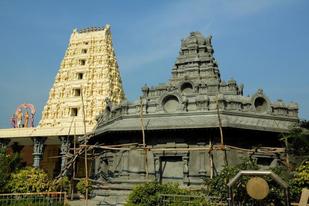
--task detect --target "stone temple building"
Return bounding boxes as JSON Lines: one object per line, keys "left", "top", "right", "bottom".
{"left": 90, "top": 32, "right": 299, "bottom": 204}
{"left": 0, "top": 24, "right": 124, "bottom": 177}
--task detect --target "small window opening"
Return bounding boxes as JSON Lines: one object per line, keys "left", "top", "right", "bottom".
{"left": 71, "top": 108, "right": 78, "bottom": 116}
{"left": 256, "top": 157, "right": 273, "bottom": 166}
{"left": 82, "top": 49, "right": 87, "bottom": 54}
{"left": 73, "top": 88, "right": 81, "bottom": 96}
{"left": 84, "top": 41, "right": 89, "bottom": 45}
{"left": 77, "top": 73, "right": 84, "bottom": 80}
{"left": 80, "top": 59, "right": 86, "bottom": 65}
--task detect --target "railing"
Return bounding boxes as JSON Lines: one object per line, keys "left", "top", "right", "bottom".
{"left": 158, "top": 193, "right": 227, "bottom": 206}
{"left": 0, "top": 192, "right": 67, "bottom": 206}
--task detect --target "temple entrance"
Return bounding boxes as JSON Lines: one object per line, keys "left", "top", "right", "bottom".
{"left": 160, "top": 156, "right": 183, "bottom": 184}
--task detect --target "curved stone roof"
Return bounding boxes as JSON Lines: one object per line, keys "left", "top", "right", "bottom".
{"left": 95, "top": 32, "right": 299, "bottom": 135}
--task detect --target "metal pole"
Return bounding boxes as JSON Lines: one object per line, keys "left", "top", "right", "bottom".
{"left": 228, "top": 187, "right": 233, "bottom": 206}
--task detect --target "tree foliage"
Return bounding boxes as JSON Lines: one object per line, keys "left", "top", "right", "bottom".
{"left": 204, "top": 157, "right": 259, "bottom": 205}
{"left": 5, "top": 167, "right": 53, "bottom": 193}
{"left": 204, "top": 157, "right": 309, "bottom": 205}
{"left": 0, "top": 148, "right": 22, "bottom": 193}
{"left": 281, "top": 120, "right": 309, "bottom": 156}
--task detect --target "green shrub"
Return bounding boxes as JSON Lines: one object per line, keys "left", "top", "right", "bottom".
{"left": 5, "top": 167, "right": 53, "bottom": 193}
{"left": 53, "top": 176, "right": 71, "bottom": 194}
{"left": 76, "top": 178, "right": 92, "bottom": 196}
{"left": 289, "top": 160, "right": 309, "bottom": 202}
{"left": 294, "top": 160, "right": 309, "bottom": 186}
{"left": 126, "top": 182, "right": 211, "bottom": 206}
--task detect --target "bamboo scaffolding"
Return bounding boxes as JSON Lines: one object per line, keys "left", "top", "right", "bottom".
{"left": 273, "top": 119, "right": 290, "bottom": 170}
{"left": 80, "top": 87, "right": 88, "bottom": 206}
{"left": 208, "top": 139, "right": 214, "bottom": 179}
{"left": 71, "top": 122, "right": 76, "bottom": 200}
{"left": 140, "top": 98, "right": 149, "bottom": 179}
{"left": 54, "top": 144, "right": 251, "bottom": 160}
{"left": 76, "top": 144, "right": 276, "bottom": 153}
{"left": 216, "top": 95, "right": 224, "bottom": 147}
{"left": 216, "top": 95, "right": 228, "bottom": 167}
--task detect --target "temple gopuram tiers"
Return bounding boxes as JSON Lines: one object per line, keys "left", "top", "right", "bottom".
{"left": 39, "top": 25, "right": 125, "bottom": 131}
{"left": 0, "top": 24, "right": 125, "bottom": 174}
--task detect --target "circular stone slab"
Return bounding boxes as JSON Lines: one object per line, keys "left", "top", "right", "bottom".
{"left": 246, "top": 177, "right": 269, "bottom": 200}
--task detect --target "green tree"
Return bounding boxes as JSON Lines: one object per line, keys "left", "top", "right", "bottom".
{"left": 204, "top": 157, "right": 259, "bottom": 205}
{"left": 0, "top": 148, "right": 22, "bottom": 193}
{"left": 204, "top": 157, "right": 309, "bottom": 205}
{"left": 281, "top": 121, "right": 309, "bottom": 156}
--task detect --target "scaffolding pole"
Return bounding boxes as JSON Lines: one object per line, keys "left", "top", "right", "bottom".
{"left": 71, "top": 122, "right": 76, "bottom": 200}
{"left": 216, "top": 95, "right": 224, "bottom": 146}
{"left": 81, "top": 86, "right": 88, "bottom": 206}
{"left": 140, "top": 98, "right": 149, "bottom": 178}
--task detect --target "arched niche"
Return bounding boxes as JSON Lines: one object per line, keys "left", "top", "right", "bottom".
{"left": 180, "top": 82, "right": 193, "bottom": 94}
{"left": 162, "top": 95, "right": 180, "bottom": 113}
{"left": 254, "top": 97, "right": 268, "bottom": 113}
{"left": 251, "top": 89, "right": 271, "bottom": 114}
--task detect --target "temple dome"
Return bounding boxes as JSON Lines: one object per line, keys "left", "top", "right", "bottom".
{"left": 172, "top": 32, "right": 220, "bottom": 83}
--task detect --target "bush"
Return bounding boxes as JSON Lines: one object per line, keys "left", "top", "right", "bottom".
{"left": 294, "top": 160, "right": 309, "bottom": 187}
{"left": 126, "top": 182, "right": 211, "bottom": 206}
{"left": 288, "top": 160, "right": 309, "bottom": 202}
{"left": 5, "top": 167, "right": 53, "bottom": 193}
{"left": 53, "top": 176, "right": 71, "bottom": 194}
{"left": 76, "top": 178, "right": 92, "bottom": 196}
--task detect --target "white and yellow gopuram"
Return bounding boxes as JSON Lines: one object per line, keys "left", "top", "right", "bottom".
{"left": 0, "top": 24, "right": 125, "bottom": 171}
{"left": 40, "top": 24, "right": 124, "bottom": 131}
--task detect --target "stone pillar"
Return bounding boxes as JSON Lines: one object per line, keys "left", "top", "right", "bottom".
{"left": 59, "top": 136, "right": 71, "bottom": 175}
{"left": 198, "top": 143, "right": 207, "bottom": 176}
{"left": 122, "top": 151, "right": 129, "bottom": 176}
{"left": 32, "top": 137, "right": 46, "bottom": 168}
{"left": 154, "top": 156, "right": 160, "bottom": 182}
{"left": 0, "top": 138, "right": 10, "bottom": 149}
{"left": 183, "top": 156, "right": 189, "bottom": 184}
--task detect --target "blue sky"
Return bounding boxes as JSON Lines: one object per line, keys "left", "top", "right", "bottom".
{"left": 0, "top": 0, "right": 308, "bottom": 128}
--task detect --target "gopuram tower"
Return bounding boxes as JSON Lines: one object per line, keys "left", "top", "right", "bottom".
{"left": 39, "top": 25, "right": 125, "bottom": 132}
